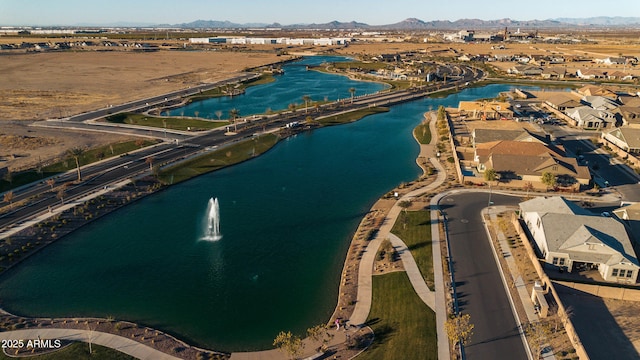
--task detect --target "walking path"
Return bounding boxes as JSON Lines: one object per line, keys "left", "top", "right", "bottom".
{"left": 0, "top": 328, "right": 181, "bottom": 360}
{"left": 350, "top": 111, "right": 451, "bottom": 359}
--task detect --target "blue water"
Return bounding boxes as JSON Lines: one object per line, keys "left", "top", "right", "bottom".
{"left": 166, "top": 56, "right": 388, "bottom": 119}
{"left": 0, "top": 58, "right": 543, "bottom": 351}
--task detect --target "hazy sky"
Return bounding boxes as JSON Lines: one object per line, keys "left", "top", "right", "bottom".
{"left": 1, "top": 0, "right": 639, "bottom": 26}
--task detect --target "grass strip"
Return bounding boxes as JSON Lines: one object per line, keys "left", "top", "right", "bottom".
{"left": 413, "top": 121, "right": 432, "bottom": 145}
{"left": 106, "top": 113, "right": 228, "bottom": 131}
{"left": 358, "top": 271, "right": 437, "bottom": 360}
{"left": 391, "top": 210, "right": 434, "bottom": 290}
{"left": 158, "top": 133, "right": 279, "bottom": 184}
{"left": 317, "top": 107, "right": 389, "bottom": 126}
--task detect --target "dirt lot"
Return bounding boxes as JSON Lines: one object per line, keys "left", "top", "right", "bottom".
{"left": 0, "top": 48, "right": 286, "bottom": 171}
{"left": 0, "top": 50, "right": 285, "bottom": 121}
{"left": 0, "top": 123, "right": 134, "bottom": 171}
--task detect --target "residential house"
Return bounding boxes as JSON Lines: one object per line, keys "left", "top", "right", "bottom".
{"left": 509, "top": 65, "right": 542, "bottom": 76}
{"left": 474, "top": 141, "right": 591, "bottom": 186}
{"left": 613, "top": 203, "right": 640, "bottom": 246}
{"left": 566, "top": 106, "right": 616, "bottom": 129}
{"left": 608, "top": 71, "right": 634, "bottom": 81}
{"left": 602, "top": 126, "right": 640, "bottom": 155}
{"left": 520, "top": 196, "right": 640, "bottom": 283}
{"left": 458, "top": 101, "right": 513, "bottom": 120}
{"left": 619, "top": 106, "right": 640, "bottom": 126}
{"left": 576, "top": 85, "right": 618, "bottom": 100}
{"left": 541, "top": 67, "right": 567, "bottom": 79}
{"left": 472, "top": 128, "right": 547, "bottom": 147}
{"left": 544, "top": 93, "right": 582, "bottom": 111}
{"left": 577, "top": 69, "right": 607, "bottom": 80}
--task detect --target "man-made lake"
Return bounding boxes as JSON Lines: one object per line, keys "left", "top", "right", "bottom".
{"left": 0, "top": 56, "right": 539, "bottom": 351}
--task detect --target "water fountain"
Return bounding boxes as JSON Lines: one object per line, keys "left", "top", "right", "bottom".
{"left": 203, "top": 197, "right": 222, "bottom": 241}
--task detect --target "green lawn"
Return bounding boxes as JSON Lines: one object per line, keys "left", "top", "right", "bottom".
{"left": 317, "top": 107, "right": 389, "bottom": 125}
{"left": 413, "top": 121, "right": 432, "bottom": 145}
{"left": 0, "top": 342, "right": 135, "bottom": 360}
{"left": 358, "top": 272, "right": 437, "bottom": 360}
{"left": 391, "top": 210, "right": 434, "bottom": 290}
{"left": 158, "top": 133, "right": 279, "bottom": 184}
{"left": 0, "top": 140, "right": 157, "bottom": 193}
{"left": 106, "top": 113, "right": 228, "bottom": 131}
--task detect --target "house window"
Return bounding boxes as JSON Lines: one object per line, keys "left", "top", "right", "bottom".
{"left": 612, "top": 269, "right": 619, "bottom": 276}
{"left": 559, "top": 258, "right": 565, "bottom": 266}
{"left": 552, "top": 257, "right": 559, "bottom": 265}
{"left": 627, "top": 270, "right": 634, "bottom": 278}
{"left": 619, "top": 269, "right": 627, "bottom": 277}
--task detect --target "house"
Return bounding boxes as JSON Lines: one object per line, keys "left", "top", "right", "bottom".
{"left": 509, "top": 65, "right": 543, "bottom": 76}
{"left": 541, "top": 67, "right": 566, "bottom": 79}
{"left": 576, "top": 85, "right": 618, "bottom": 100}
{"left": 520, "top": 196, "right": 640, "bottom": 283}
{"left": 577, "top": 69, "right": 607, "bottom": 80}
{"left": 458, "top": 101, "right": 513, "bottom": 120}
{"left": 544, "top": 93, "right": 582, "bottom": 111}
{"left": 582, "top": 96, "right": 620, "bottom": 112}
{"left": 472, "top": 128, "right": 547, "bottom": 147}
{"left": 565, "top": 106, "right": 616, "bottom": 129}
{"left": 613, "top": 203, "right": 640, "bottom": 245}
{"left": 607, "top": 71, "right": 634, "bottom": 81}
{"left": 474, "top": 141, "right": 590, "bottom": 186}
{"left": 601, "top": 126, "right": 640, "bottom": 155}
{"left": 619, "top": 106, "right": 640, "bottom": 126}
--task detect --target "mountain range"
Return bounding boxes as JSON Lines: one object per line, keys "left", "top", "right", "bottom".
{"left": 167, "top": 16, "right": 640, "bottom": 30}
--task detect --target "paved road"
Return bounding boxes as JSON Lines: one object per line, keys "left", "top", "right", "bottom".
{"left": 440, "top": 192, "right": 528, "bottom": 360}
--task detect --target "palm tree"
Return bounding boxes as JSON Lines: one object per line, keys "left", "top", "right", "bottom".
{"left": 229, "top": 108, "right": 239, "bottom": 132}
{"left": 349, "top": 87, "right": 356, "bottom": 103}
{"left": 302, "top": 95, "right": 311, "bottom": 114}
{"left": 215, "top": 110, "right": 223, "bottom": 121}
{"left": 67, "top": 147, "right": 85, "bottom": 181}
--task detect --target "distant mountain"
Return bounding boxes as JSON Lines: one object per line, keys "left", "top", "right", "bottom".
{"left": 378, "top": 17, "right": 565, "bottom": 30}
{"left": 283, "top": 20, "right": 370, "bottom": 29}
{"left": 169, "top": 17, "right": 640, "bottom": 31}
{"left": 175, "top": 19, "right": 278, "bottom": 29}
{"left": 554, "top": 16, "right": 640, "bottom": 26}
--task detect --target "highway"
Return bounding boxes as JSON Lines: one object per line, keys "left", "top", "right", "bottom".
{"left": 0, "top": 63, "right": 484, "bottom": 233}
{"left": 441, "top": 192, "right": 528, "bottom": 360}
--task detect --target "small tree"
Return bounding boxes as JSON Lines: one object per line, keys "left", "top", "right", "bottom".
{"left": 445, "top": 313, "right": 474, "bottom": 351}
{"left": 523, "top": 181, "right": 534, "bottom": 197}
{"left": 398, "top": 199, "right": 412, "bottom": 213}
{"left": 57, "top": 186, "right": 67, "bottom": 205}
{"left": 273, "top": 331, "right": 304, "bottom": 359}
{"left": 484, "top": 168, "right": 498, "bottom": 185}
{"left": 525, "top": 321, "right": 551, "bottom": 360}
{"left": 46, "top": 178, "right": 56, "bottom": 192}
{"left": 3, "top": 191, "right": 14, "bottom": 209}
{"left": 215, "top": 110, "right": 223, "bottom": 121}
{"left": 541, "top": 172, "right": 556, "bottom": 190}
{"left": 145, "top": 156, "right": 155, "bottom": 171}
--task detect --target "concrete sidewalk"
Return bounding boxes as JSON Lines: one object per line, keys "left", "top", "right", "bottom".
{"left": 485, "top": 208, "right": 556, "bottom": 360}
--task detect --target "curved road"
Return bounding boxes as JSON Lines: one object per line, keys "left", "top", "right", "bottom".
{"left": 440, "top": 191, "right": 528, "bottom": 360}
